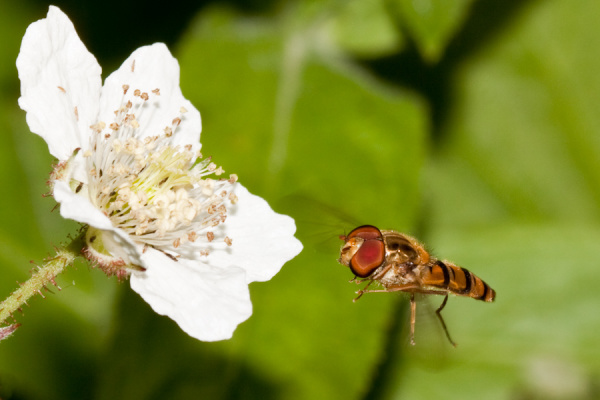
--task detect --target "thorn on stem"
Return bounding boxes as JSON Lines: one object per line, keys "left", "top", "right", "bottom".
{"left": 42, "top": 285, "right": 55, "bottom": 295}
{"left": 50, "top": 278, "right": 61, "bottom": 290}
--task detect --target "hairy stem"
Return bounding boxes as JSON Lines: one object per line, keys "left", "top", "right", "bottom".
{"left": 0, "top": 234, "right": 84, "bottom": 326}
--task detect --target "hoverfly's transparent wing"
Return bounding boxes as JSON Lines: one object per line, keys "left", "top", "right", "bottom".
{"left": 277, "top": 192, "right": 363, "bottom": 255}
{"left": 402, "top": 293, "right": 451, "bottom": 369}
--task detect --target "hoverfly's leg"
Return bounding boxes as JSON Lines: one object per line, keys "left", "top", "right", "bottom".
{"left": 354, "top": 284, "right": 424, "bottom": 302}
{"left": 354, "top": 282, "right": 448, "bottom": 300}
{"left": 353, "top": 280, "right": 374, "bottom": 302}
{"left": 409, "top": 293, "right": 416, "bottom": 346}
{"left": 353, "top": 279, "right": 408, "bottom": 301}
{"left": 435, "top": 294, "right": 457, "bottom": 347}
{"left": 350, "top": 276, "right": 369, "bottom": 284}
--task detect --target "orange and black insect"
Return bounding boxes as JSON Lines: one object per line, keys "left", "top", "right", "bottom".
{"left": 338, "top": 225, "right": 496, "bottom": 346}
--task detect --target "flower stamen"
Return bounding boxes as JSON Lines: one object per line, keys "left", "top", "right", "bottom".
{"left": 82, "top": 89, "right": 236, "bottom": 252}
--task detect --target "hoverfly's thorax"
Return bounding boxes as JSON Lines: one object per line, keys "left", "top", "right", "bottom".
{"left": 381, "top": 231, "right": 428, "bottom": 265}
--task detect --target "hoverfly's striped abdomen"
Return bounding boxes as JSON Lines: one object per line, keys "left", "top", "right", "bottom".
{"left": 423, "top": 260, "right": 496, "bottom": 302}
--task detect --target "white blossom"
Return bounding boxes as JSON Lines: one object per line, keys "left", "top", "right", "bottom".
{"left": 17, "top": 6, "right": 302, "bottom": 341}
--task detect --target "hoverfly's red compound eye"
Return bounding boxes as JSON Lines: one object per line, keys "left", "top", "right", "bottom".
{"left": 346, "top": 225, "right": 383, "bottom": 241}
{"left": 346, "top": 225, "right": 385, "bottom": 278}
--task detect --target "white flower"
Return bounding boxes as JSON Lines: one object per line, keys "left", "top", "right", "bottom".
{"left": 17, "top": 6, "right": 302, "bottom": 341}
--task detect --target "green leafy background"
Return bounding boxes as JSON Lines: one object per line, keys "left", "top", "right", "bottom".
{"left": 0, "top": 0, "right": 599, "bottom": 399}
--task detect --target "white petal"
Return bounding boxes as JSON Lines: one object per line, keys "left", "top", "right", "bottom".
{"left": 98, "top": 43, "right": 201, "bottom": 153}
{"left": 53, "top": 180, "right": 113, "bottom": 230}
{"left": 207, "top": 184, "right": 303, "bottom": 283}
{"left": 17, "top": 6, "right": 101, "bottom": 160}
{"left": 53, "top": 181, "right": 142, "bottom": 266}
{"left": 130, "top": 249, "right": 252, "bottom": 341}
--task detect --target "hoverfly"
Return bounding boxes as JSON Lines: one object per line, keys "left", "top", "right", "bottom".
{"left": 338, "top": 225, "right": 496, "bottom": 347}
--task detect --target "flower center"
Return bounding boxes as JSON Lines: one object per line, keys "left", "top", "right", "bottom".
{"left": 83, "top": 85, "right": 237, "bottom": 250}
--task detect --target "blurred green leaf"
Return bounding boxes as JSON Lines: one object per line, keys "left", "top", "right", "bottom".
{"left": 432, "top": 0, "right": 600, "bottom": 226}
{"left": 391, "top": 0, "right": 475, "bottom": 62}
{"left": 179, "top": 5, "right": 426, "bottom": 225}
{"left": 327, "top": 0, "right": 404, "bottom": 58}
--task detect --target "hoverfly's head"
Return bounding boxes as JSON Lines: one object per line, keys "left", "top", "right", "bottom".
{"left": 338, "top": 225, "right": 385, "bottom": 278}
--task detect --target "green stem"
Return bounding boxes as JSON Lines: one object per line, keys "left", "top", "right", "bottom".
{"left": 0, "top": 233, "right": 85, "bottom": 326}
